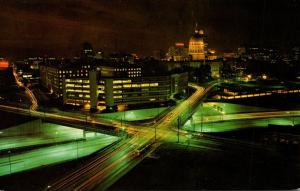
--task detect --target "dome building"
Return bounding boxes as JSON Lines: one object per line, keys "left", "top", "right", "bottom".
{"left": 188, "top": 28, "right": 207, "bottom": 61}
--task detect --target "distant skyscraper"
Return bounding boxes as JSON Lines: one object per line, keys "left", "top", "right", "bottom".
{"left": 292, "top": 46, "right": 300, "bottom": 61}
{"left": 82, "top": 42, "right": 93, "bottom": 57}
{"left": 166, "top": 42, "right": 189, "bottom": 61}
{"left": 188, "top": 26, "right": 207, "bottom": 61}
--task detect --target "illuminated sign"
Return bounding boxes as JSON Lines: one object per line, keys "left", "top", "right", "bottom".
{"left": 0, "top": 61, "right": 9, "bottom": 68}
{"left": 175, "top": 42, "right": 184, "bottom": 47}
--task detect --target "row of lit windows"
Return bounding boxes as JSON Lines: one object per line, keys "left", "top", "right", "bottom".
{"left": 65, "top": 84, "right": 90, "bottom": 88}
{"left": 123, "top": 83, "right": 159, "bottom": 88}
{"left": 59, "top": 68, "right": 90, "bottom": 74}
{"left": 113, "top": 82, "right": 160, "bottom": 89}
{"left": 189, "top": 41, "right": 204, "bottom": 45}
{"left": 129, "top": 75, "right": 140, "bottom": 77}
{"left": 65, "top": 79, "right": 89, "bottom": 83}
{"left": 113, "top": 85, "right": 122, "bottom": 89}
{"left": 115, "top": 68, "right": 141, "bottom": 72}
{"left": 113, "top": 95, "right": 122, "bottom": 99}
{"left": 67, "top": 93, "right": 90, "bottom": 98}
{"left": 128, "top": 71, "right": 141, "bottom": 74}
{"left": 60, "top": 70, "right": 87, "bottom": 74}
{"left": 66, "top": 89, "right": 90, "bottom": 93}
{"left": 60, "top": 73, "right": 88, "bottom": 78}
{"left": 66, "top": 99, "right": 90, "bottom": 105}
{"left": 113, "top": 79, "right": 132, "bottom": 84}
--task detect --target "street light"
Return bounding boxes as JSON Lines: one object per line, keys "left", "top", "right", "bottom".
{"left": 154, "top": 124, "right": 157, "bottom": 142}
{"left": 177, "top": 116, "right": 181, "bottom": 143}
{"left": 76, "top": 139, "right": 79, "bottom": 160}
{"left": 8, "top": 150, "right": 11, "bottom": 174}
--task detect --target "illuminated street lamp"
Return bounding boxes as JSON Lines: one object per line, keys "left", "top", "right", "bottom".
{"left": 262, "top": 74, "right": 267, "bottom": 80}
{"left": 76, "top": 139, "right": 79, "bottom": 160}
{"left": 8, "top": 150, "right": 11, "bottom": 174}
{"left": 177, "top": 116, "right": 181, "bottom": 143}
{"left": 154, "top": 124, "right": 157, "bottom": 142}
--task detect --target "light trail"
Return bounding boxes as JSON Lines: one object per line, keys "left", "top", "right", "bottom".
{"left": 12, "top": 67, "right": 38, "bottom": 111}
{"left": 2, "top": 81, "right": 299, "bottom": 190}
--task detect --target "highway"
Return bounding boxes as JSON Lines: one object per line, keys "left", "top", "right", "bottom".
{"left": 1, "top": 81, "right": 299, "bottom": 190}
{"left": 194, "top": 110, "right": 300, "bottom": 124}
{"left": 44, "top": 83, "right": 208, "bottom": 191}
{"left": 0, "top": 134, "right": 119, "bottom": 176}
{"left": 12, "top": 67, "right": 38, "bottom": 111}
{"left": 0, "top": 123, "right": 90, "bottom": 152}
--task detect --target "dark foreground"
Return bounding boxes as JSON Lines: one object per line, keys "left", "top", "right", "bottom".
{"left": 110, "top": 133, "right": 300, "bottom": 190}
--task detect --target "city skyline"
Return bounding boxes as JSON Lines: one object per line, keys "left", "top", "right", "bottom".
{"left": 1, "top": 0, "right": 299, "bottom": 59}
{"left": 0, "top": 1, "right": 300, "bottom": 190}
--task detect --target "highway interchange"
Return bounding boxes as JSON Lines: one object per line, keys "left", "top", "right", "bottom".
{"left": 0, "top": 82, "right": 299, "bottom": 190}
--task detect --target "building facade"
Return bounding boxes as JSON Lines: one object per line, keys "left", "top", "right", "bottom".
{"left": 188, "top": 29, "right": 207, "bottom": 61}
{"left": 166, "top": 43, "right": 189, "bottom": 61}
{"left": 41, "top": 59, "right": 188, "bottom": 110}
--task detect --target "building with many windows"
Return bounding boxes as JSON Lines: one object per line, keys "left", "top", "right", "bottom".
{"left": 40, "top": 59, "right": 91, "bottom": 98}
{"left": 188, "top": 28, "right": 207, "bottom": 61}
{"left": 40, "top": 59, "right": 188, "bottom": 110}
{"left": 166, "top": 42, "right": 189, "bottom": 61}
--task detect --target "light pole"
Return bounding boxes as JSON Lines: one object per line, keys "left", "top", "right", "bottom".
{"left": 8, "top": 150, "right": 11, "bottom": 174}
{"left": 154, "top": 124, "right": 157, "bottom": 142}
{"left": 200, "top": 102, "right": 204, "bottom": 133}
{"left": 76, "top": 139, "right": 79, "bottom": 160}
{"left": 177, "top": 116, "right": 180, "bottom": 143}
{"left": 201, "top": 114, "right": 203, "bottom": 133}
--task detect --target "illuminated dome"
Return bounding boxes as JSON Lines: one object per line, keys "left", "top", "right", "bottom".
{"left": 190, "top": 29, "right": 205, "bottom": 40}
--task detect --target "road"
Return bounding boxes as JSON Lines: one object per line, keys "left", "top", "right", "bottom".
{"left": 44, "top": 83, "right": 208, "bottom": 191}
{"left": 0, "top": 123, "right": 90, "bottom": 152}
{"left": 194, "top": 110, "right": 300, "bottom": 124}
{"left": 0, "top": 134, "right": 118, "bottom": 176}
{"left": 12, "top": 67, "right": 38, "bottom": 111}
{"left": 1, "top": 81, "right": 299, "bottom": 190}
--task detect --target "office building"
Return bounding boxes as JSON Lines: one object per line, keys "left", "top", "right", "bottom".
{"left": 40, "top": 59, "right": 188, "bottom": 110}
{"left": 166, "top": 43, "right": 189, "bottom": 61}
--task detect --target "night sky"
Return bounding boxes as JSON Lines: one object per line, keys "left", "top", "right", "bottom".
{"left": 0, "top": 0, "right": 299, "bottom": 59}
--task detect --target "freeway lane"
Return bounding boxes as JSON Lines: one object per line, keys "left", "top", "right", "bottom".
{"left": 0, "top": 83, "right": 217, "bottom": 190}
{"left": 47, "top": 135, "right": 155, "bottom": 191}
{"left": 0, "top": 134, "right": 119, "bottom": 176}
{"left": 4, "top": 81, "right": 299, "bottom": 190}
{"left": 0, "top": 124, "right": 87, "bottom": 152}
{"left": 194, "top": 110, "right": 300, "bottom": 124}
{"left": 184, "top": 116, "right": 300, "bottom": 133}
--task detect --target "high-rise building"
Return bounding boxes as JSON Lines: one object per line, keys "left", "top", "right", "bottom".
{"left": 166, "top": 43, "right": 189, "bottom": 61}
{"left": 292, "top": 46, "right": 300, "bottom": 61}
{"left": 188, "top": 28, "right": 207, "bottom": 61}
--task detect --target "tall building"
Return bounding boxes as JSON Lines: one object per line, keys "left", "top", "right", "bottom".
{"left": 292, "top": 46, "right": 300, "bottom": 61}
{"left": 166, "top": 42, "right": 189, "bottom": 61}
{"left": 188, "top": 28, "right": 207, "bottom": 61}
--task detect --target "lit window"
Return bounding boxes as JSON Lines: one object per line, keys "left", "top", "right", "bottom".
{"left": 113, "top": 95, "right": 122, "bottom": 99}
{"left": 150, "top": 83, "right": 159, "bottom": 87}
